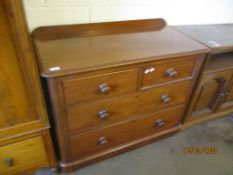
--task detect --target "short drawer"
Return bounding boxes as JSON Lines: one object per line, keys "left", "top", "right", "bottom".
{"left": 70, "top": 106, "right": 184, "bottom": 161}
{"left": 63, "top": 69, "right": 138, "bottom": 105}
{"left": 0, "top": 137, "right": 49, "bottom": 174}
{"left": 141, "top": 55, "right": 197, "bottom": 87}
{"left": 67, "top": 80, "right": 191, "bottom": 134}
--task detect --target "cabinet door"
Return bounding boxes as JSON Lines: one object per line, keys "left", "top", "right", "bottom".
{"left": 189, "top": 70, "right": 232, "bottom": 119}
{"left": 0, "top": 0, "right": 48, "bottom": 138}
{"left": 218, "top": 71, "right": 233, "bottom": 110}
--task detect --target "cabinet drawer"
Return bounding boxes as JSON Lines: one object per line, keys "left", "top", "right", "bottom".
{"left": 70, "top": 106, "right": 184, "bottom": 161}
{"left": 0, "top": 137, "right": 49, "bottom": 174}
{"left": 63, "top": 69, "right": 138, "bottom": 105}
{"left": 67, "top": 80, "right": 191, "bottom": 134}
{"left": 141, "top": 55, "right": 197, "bottom": 87}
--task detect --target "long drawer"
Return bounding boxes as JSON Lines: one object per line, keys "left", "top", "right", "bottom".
{"left": 0, "top": 137, "right": 49, "bottom": 175}
{"left": 70, "top": 106, "right": 184, "bottom": 161}
{"left": 67, "top": 80, "right": 192, "bottom": 134}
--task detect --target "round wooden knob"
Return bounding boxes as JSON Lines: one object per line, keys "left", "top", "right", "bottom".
{"left": 166, "top": 68, "right": 178, "bottom": 78}
{"left": 4, "top": 158, "right": 14, "bottom": 167}
{"left": 98, "top": 136, "right": 108, "bottom": 145}
{"left": 161, "top": 95, "right": 171, "bottom": 104}
{"left": 155, "top": 119, "right": 165, "bottom": 127}
{"left": 99, "top": 83, "right": 111, "bottom": 95}
{"left": 98, "top": 110, "right": 109, "bottom": 120}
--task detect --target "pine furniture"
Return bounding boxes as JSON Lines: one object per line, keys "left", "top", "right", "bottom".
{"left": 0, "top": 1, "right": 56, "bottom": 174}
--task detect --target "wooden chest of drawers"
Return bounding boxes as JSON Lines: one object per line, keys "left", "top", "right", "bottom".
{"left": 32, "top": 19, "right": 210, "bottom": 171}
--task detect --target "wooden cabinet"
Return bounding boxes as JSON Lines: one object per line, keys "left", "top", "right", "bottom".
{"left": 0, "top": 0, "right": 56, "bottom": 174}
{"left": 191, "top": 70, "right": 232, "bottom": 118}
{"left": 218, "top": 71, "right": 233, "bottom": 111}
{"left": 174, "top": 25, "right": 233, "bottom": 127}
{"left": 186, "top": 63, "right": 233, "bottom": 124}
{"left": 32, "top": 19, "right": 209, "bottom": 171}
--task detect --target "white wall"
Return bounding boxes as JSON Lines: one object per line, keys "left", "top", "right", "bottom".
{"left": 23, "top": 0, "right": 233, "bottom": 32}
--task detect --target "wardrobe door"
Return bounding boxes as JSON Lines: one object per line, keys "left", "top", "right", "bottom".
{"left": 0, "top": 0, "right": 48, "bottom": 138}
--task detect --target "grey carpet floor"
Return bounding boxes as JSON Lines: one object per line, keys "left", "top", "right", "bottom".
{"left": 61, "top": 116, "right": 233, "bottom": 175}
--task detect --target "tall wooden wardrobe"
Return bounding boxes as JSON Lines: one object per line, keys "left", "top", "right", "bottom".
{"left": 0, "top": 0, "right": 55, "bottom": 174}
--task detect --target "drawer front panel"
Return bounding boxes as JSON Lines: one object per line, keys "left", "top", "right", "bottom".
{"left": 70, "top": 106, "right": 184, "bottom": 160}
{"left": 67, "top": 80, "right": 191, "bottom": 134}
{"left": 63, "top": 69, "right": 138, "bottom": 105}
{"left": 0, "top": 137, "right": 48, "bottom": 174}
{"left": 141, "top": 55, "right": 197, "bottom": 87}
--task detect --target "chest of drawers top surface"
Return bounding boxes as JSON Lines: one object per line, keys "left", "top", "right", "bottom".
{"left": 33, "top": 19, "right": 209, "bottom": 77}
{"left": 174, "top": 24, "right": 233, "bottom": 53}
